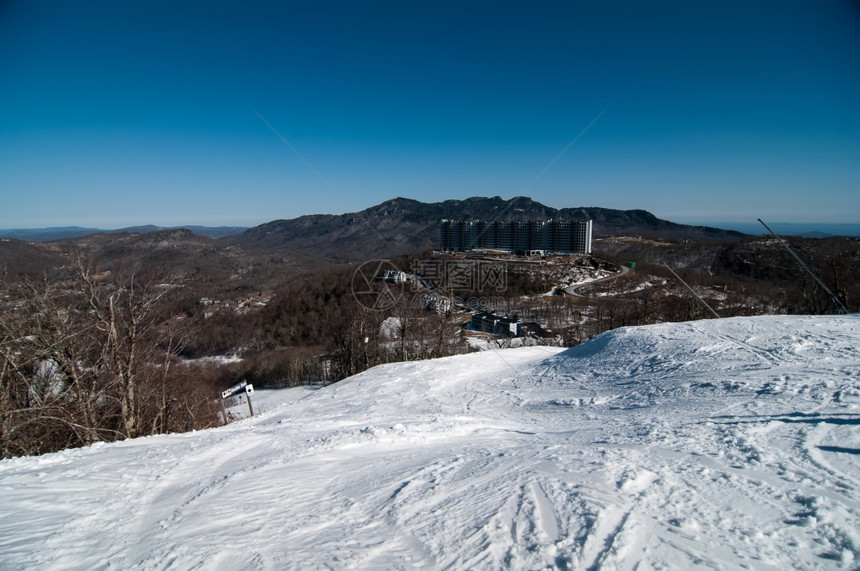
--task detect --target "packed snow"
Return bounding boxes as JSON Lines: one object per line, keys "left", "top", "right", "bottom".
{"left": 1, "top": 315, "right": 859, "bottom": 569}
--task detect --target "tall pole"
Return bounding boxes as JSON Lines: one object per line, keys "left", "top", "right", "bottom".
{"left": 757, "top": 219, "right": 848, "bottom": 315}
{"left": 664, "top": 264, "right": 721, "bottom": 319}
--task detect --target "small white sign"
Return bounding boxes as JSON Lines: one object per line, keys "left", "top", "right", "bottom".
{"left": 245, "top": 384, "right": 254, "bottom": 395}
{"left": 221, "top": 380, "right": 248, "bottom": 399}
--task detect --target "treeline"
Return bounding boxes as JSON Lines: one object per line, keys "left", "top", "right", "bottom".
{"left": 0, "top": 247, "right": 473, "bottom": 458}
{"left": 0, "top": 254, "right": 220, "bottom": 458}
{"left": 595, "top": 236, "right": 859, "bottom": 315}
{"left": 178, "top": 256, "right": 469, "bottom": 387}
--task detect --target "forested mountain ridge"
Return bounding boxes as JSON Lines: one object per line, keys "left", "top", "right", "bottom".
{"left": 228, "top": 196, "right": 745, "bottom": 261}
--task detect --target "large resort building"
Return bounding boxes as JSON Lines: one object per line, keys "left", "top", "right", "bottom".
{"left": 440, "top": 219, "right": 593, "bottom": 255}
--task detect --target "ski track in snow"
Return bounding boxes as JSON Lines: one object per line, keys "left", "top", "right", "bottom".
{"left": 1, "top": 314, "right": 859, "bottom": 569}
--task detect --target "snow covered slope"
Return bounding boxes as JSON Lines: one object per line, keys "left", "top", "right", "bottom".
{"left": 1, "top": 315, "right": 859, "bottom": 569}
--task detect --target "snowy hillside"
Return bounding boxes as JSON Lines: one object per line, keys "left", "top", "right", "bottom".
{"left": 1, "top": 315, "right": 859, "bottom": 569}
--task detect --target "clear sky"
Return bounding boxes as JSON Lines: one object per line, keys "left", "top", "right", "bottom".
{"left": 1, "top": 0, "right": 858, "bottom": 229}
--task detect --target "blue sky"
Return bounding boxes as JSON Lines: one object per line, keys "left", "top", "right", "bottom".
{"left": 1, "top": 0, "right": 858, "bottom": 229}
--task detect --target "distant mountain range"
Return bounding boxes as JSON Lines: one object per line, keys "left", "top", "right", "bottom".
{"left": 694, "top": 221, "right": 860, "bottom": 239}
{"left": 227, "top": 196, "right": 746, "bottom": 261}
{"left": 5, "top": 198, "right": 856, "bottom": 262}
{"left": 0, "top": 225, "right": 246, "bottom": 242}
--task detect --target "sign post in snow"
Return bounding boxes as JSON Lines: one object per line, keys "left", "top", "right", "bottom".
{"left": 219, "top": 381, "right": 255, "bottom": 422}
{"left": 245, "top": 383, "right": 254, "bottom": 417}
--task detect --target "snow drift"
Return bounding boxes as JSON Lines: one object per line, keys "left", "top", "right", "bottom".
{"left": 1, "top": 315, "right": 859, "bottom": 569}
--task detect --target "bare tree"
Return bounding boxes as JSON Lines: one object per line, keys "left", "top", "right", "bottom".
{"left": 0, "top": 251, "right": 217, "bottom": 458}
